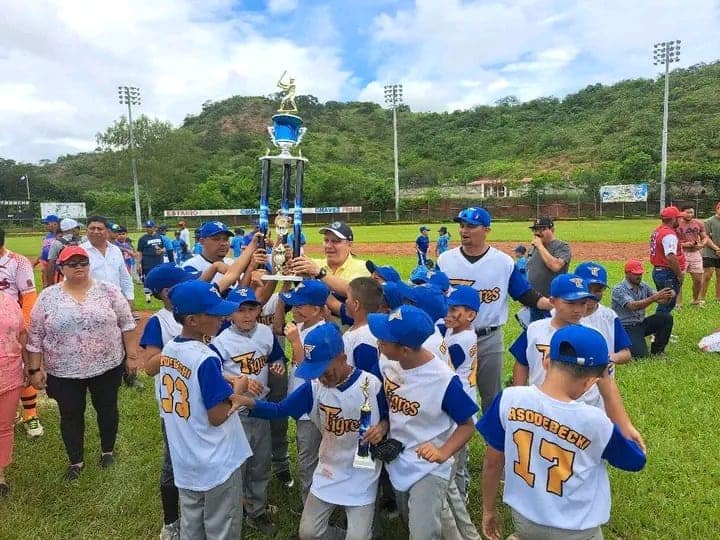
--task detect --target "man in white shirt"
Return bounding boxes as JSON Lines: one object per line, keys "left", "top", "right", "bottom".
{"left": 81, "top": 216, "right": 134, "bottom": 302}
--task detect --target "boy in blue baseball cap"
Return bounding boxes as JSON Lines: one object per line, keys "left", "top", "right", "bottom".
{"left": 478, "top": 324, "right": 646, "bottom": 540}
{"left": 229, "top": 323, "right": 388, "bottom": 539}
{"left": 159, "top": 280, "right": 255, "bottom": 540}
{"left": 574, "top": 261, "right": 631, "bottom": 366}
{"left": 366, "top": 260, "right": 401, "bottom": 284}
{"left": 369, "top": 305, "right": 479, "bottom": 539}
{"left": 511, "top": 274, "right": 646, "bottom": 452}
{"left": 274, "top": 279, "right": 331, "bottom": 507}
{"left": 416, "top": 226, "right": 430, "bottom": 266}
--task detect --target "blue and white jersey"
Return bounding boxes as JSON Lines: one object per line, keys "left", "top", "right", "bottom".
{"left": 477, "top": 386, "right": 645, "bottom": 531}
{"left": 211, "top": 323, "right": 285, "bottom": 399}
{"left": 445, "top": 328, "right": 478, "bottom": 407}
{"left": 181, "top": 254, "right": 233, "bottom": 285}
{"left": 252, "top": 369, "right": 385, "bottom": 506}
{"left": 158, "top": 337, "right": 252, "bottom": 491}
{"left": 437, "top": 246, "right": 531, "bottom": 329}
{"left": 380, "top": 354, "right": 478, "bottom": 491}
{"left": 424, "top": 326, "right": 450, "bottom": 365}
{"left": 289, "top": 320, "right": 327, "bottom": 421}
{"left": 343, "top": 324, "right": 380, "bottom": 380}
{"left": 140, "top": 308, "right": 183, "bottom": 416}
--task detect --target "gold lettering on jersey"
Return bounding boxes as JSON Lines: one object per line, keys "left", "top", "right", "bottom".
{"left": 449, "top": 279, "right": 476, "bottom": 287}
{"left": 508, "top": 408, "right": 591, "bottom": 450}
{"left": 478, "top": 287, "right": 501, "bottom": 304}
{"left": 319, "top": 403, "right": 360, "bottom": 436}
{"left": 159, "top": 356, "right": 192, "bottom": 379}
{"left": 535, "top": 344, "right": 550, "bottom": 364}
{"left": 383, "top": 377, "right": 420, "bottom": 416}
{"left": 231, "top": 352, "right": 266, "bottom": 375}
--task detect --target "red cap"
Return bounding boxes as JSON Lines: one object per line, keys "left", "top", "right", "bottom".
{"left": 660, "top": 206, "right": 683, "bottom": 219}
{"left": 624, "top": 259, "right": 644, "bottom": 274}
{"left": 58, "top": 245, "right": 89, "bottom": 263}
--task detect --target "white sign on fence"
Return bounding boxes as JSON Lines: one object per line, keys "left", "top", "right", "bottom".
{"left": 599, "top": 184, "right": 648, "bottom": 203}
{"left": 40, "top": 202, "right": 87, "bottom": 219}
{"left": 163, "top": 206, "right": 362, "bottom": 218}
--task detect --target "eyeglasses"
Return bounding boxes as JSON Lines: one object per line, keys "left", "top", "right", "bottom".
{"left": 62, "top": 261, "right": 90, "bottom": 268}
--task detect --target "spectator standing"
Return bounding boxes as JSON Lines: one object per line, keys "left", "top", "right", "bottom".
{"left": 80, "top": 216, "right": 134, "bottom": 303}
{"left": 36, "top": 214, "right": 60, "bottom": 278}
{"left": 44, "top": 218, "right": 82, "bottom": 287}
{"left": 676, "top": 204, "right": 707, "bottom": 305}
{"left": 513, "top": 245, "right": 528, "bottom": 275}
{"left": 158, "top": 226, "right": 175, "bottom": 264}
{"left": 436, "top": 226, "right": 451, "bottom": 256}
{"left": 230, "top": 228, "right": 245, "bottom": 258}
{"left": 177, "top": 220, "right": 191, "bottom": 248}
{"left": 114, "top": 226, "right": 137, "bottom": 279}
{"left": 526, "top": 216, "right": 571, "bottom": 321}
{"left": 649, "top": 206, "right": 685, "bottom": 313}
{"left": 611, "top": 259, "right": 675, "bottom": 358}
{"left": 700, "top": 201, "right": 720, "bottom": 302}
{"left": 192, "top": 228, "right": 203, "bottom": 254}
{"left": 172, "top": 231, "right": 191, "bottom": 264}
{"left": 415, "top": 225, "right": 430, "bottom": 266}
{"left": 137, "top": 220, "right": 165, "bottom": 280}
{"left": 26, "top": 246, "right": 137, "bottom": 479}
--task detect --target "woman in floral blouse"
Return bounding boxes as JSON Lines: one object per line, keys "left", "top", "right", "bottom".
{"left": 26, "top": 246, "right": 137, "bottom": 480}
{"left": 0, "top": 293, "right": 28, "bottom": 497}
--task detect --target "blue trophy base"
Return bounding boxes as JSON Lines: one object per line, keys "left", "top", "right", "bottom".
{"left": 272, "top": 113, "right": 304, "bottom": 144}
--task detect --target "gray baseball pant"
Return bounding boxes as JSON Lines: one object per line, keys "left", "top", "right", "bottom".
{"left": 512, "top": 509, "right": 603, "bottom": 540}
{"left": 394, "top": 473, "right": 450, "bottom": 540}
{"left": 475, "top": 328, "right": 505, "bottom": 413}
{"left": 240, "top": 415, "right": 271, "bottom": 518}
{"left": 444, "top": 458, "right": 481, "bottom": 540}
{"left": 297, "top": 419, "right": 322, "bottom": 506}
{"left": 267, "top": 366, "right": 291, "bottom": 474}
{"left": 178, "top": 465, "right": 243, "bottom": 540}
{"left": 299, "top": 492, "right": 375, "bottom": 540}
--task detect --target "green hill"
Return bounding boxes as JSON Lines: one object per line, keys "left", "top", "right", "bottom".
{"left": 2, "top": 62, "right": 719, "bottom": 219}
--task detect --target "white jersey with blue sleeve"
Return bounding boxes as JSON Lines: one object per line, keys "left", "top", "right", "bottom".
{"left": 251, "top": 369, "right": 386, "bottom": 506}
{"left": 477, "top": 386, "right": 646, "bottom": 531}
{"left": 181, "top": 255, "right": 233, "bottom": 285}
{"left": 445, "top": 328, "right": 478, "bottom": 406}
{"left": 158, "top": 337, "right": 252, "bottom": 491}
{"left": 288, "top": 320, "right": 327, "bottom": 420}
{"left": 211, "top": 323, "right": 285, "bottom": 399}
{"left": 380, "top": 354, "right": 479, "bottom": 491}
{"left": 511, "top": 318, "right": 556, "bottom": 387}
{"left": 343, "top": 324, "right": 380, "bottom": 380}
{"left": 140, "top": 308, "right": 183, "bottom": 417}
{"left": 437, "top": 246, "right": 531, "bottom": 329}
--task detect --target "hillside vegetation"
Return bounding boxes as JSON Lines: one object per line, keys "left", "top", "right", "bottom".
{"left": 1, "top": 62, "right": 719, "bottom": 218}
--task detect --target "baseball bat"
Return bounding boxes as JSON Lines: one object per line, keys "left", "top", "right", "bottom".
{"left": 293, "top": 160, "right": 305, "bottom": 258}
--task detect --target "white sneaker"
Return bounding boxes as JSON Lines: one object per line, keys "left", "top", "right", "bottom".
{"left": 23, "top": 417, "right": 44, "bottom": 438}
{"left": 160, "top": 520, "right": 180, "bottom": 540}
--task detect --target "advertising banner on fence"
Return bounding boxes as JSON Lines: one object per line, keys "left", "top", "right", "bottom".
{"left": 599, "top": 184, "right": 648, "bottom": 203}
{"left": 164, "top": 206, "right": 362, "bottom": 217}
{"left": 40, "top": 202, "right": 87, "bottom": 219}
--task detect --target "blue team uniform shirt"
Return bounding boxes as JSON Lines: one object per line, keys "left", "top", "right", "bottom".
{"left": 230, "top": 236, "right": 244, "bottom": 258}
{"left": 436, "top": 234, "right": 450, "bottom": 255}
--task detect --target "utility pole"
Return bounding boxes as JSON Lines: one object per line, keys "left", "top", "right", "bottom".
{"left": 118, "top": 85, "right": 143, "bottom": 229}
{"left": 384, "top": 84, "right": 403, "bottom": 221}
{"left": 653, "top": 40, "right": 681, "bottom": 209}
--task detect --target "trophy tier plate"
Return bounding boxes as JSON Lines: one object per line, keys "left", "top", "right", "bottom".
{"left": 261, "top": 274, "right": 305, "bottom": 282}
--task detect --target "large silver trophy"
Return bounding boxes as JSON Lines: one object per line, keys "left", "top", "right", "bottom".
{"left": 260, "top": 72, "right": 308, "bottom": 281}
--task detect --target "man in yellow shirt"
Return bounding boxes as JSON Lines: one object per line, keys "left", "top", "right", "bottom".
{"left": 290, "top": 221, "right": 368, "bottom": 298}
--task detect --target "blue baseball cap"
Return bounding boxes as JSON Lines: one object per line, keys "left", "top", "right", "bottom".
{"left": 366, "top": 260, "right": 401, "bottom": 283}
{"left": 453, "top": 207, "right": 491, "bottom": 227}
{"left": 295, "top": 324, "right": 345, "bottom": 380}
{"left": 410, "top": 265, "right": 429, "bottom": 284}
{"left": 282, "top": 280, "right": 330, "bottom": 307}
{"left": 549, "top": 274, "right": 595, "bottom": 301}
{"left": 226, "top": 287, "right": 261, "bottom": 306}
{"left": 144, "top": 220, "right": 156, "bottom": 228}
{"left": 447, "top": 285, "right": 480, "bottom": 312}
{"left": 169, "top": 281, "right": 239, "bottom": 317}
{"left": 368, "top": 305, "right": 435, "bottom": 349}
{"left": 428, "top": 270, "right": 450, "bottom": 293}
{"left": 404, "top": 284, "right": 448, "bottom": 321}
{"left": 550, "top": 324, "right": 610, "bottom": 367}
{"left": 42, "top": 214, "right": 60, "bottom": 224}
{"left": 382, "top": 281, "right": 411, "bottom": 310}
{"left": 574, "top": 262, "right": 608, "bottom": 288}
{"left": 198, "top": 221, "right": 234, "bottom": 238}
{"left": 144, "top": 263, "right": 196, "bottom": 295}
{"left": 419, "top": 225, "right": 430, "bottom": 232}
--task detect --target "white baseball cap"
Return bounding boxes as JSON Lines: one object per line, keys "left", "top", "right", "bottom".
{"left": 60, "top": 218, "right": 81, "bottom": 232}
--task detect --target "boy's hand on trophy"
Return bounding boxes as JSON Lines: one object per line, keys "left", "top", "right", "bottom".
{"left": 246, "top": 378, "right": 264, "bottom": 396}
{"left": 250, "top": 269, "right": 267, "bottom": 287}
{"left": 363, "top": 420, "right": 389, "bottom": 445}
{"left": 227, "top": 394, "right": 254, "bottom": 416}
{"left": 269, "top": 362, "right": 286, "bottom": 376}
{"left": 252, "top": 249, "right": 268, "bottom": 269}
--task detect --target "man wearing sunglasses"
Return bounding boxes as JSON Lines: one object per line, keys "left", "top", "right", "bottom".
{"left": 527, "top": 216, "right": 572, "bottom": 321}
{"left": 437, "top": 207, "right": 552, "bottom": 413}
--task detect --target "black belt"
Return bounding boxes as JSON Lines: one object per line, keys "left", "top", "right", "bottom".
{"left": 475, "top": 326, "right": 499, "bottom": 337}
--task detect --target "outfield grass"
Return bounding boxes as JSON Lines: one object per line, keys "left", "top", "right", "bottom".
{"left": 2, "top": 237, "right": 719, "bottom": 537}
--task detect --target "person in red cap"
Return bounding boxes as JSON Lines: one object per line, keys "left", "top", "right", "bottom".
{"left": 700, "top": 201, "right": 720, "bottom": 302}
{"left": 611, "top": 259, "right": 675, "bottom": 357}
{"left": 648, "top": 206, "right": 685, "bottom": 313}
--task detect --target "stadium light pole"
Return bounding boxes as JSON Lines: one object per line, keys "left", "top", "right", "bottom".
{"left": 384, "top": 84, "right": 403, "bottom": 221}
{"left": 653, "top": 40, "right": 681, "bottom": 209}
{"left": 118, "top": 85, "right": 143, "bottom": 229}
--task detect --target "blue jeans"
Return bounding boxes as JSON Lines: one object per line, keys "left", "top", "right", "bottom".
{"left": 652, "top": 267, "right": 680, "bottom": 313}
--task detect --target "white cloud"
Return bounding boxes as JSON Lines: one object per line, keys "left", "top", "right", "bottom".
{"left": 268, "top": 0, "right": 299, "bottom": 14}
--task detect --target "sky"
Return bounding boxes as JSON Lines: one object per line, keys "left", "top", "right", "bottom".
{"left": 1, "top": 0, "right": 719, "bottom": 163}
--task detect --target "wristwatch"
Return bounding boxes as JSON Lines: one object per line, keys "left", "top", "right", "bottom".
{"left": 314, "top": 268, "right": 327, "bottom": 280}
{"left": 28, "top": 368, "right": 41, "bottom": 375}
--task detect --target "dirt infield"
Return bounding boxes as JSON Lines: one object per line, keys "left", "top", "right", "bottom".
{"left": 305, "top": 241, "right": 647, "bottom": 261}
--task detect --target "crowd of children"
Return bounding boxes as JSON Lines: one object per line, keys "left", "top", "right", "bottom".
{"left": 136, "top": 222, "right": 646, "bottom": 540}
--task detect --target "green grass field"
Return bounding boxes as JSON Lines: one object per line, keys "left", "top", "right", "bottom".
{"left": 2, "top": 226, "right": 719, "bottom": 538}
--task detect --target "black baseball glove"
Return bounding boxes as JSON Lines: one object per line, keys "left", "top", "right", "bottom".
{"left": 370, "top": 438, "right": 405, "bottom": 463}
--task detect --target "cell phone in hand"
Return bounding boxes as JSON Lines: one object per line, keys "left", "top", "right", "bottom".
{"left": 664, "top": 279, "right": 674, "bottom": 290}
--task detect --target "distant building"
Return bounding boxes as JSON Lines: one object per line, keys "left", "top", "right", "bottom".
{"left": 467, "top": 177, "right": 531, "bottom": 198}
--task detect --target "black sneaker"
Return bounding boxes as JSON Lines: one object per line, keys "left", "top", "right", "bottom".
{"left": 0, "top": 483, "right": 9, "bottom": 498}
{"left": 276, "top": 469, "right": 294, "bottom": 488}
{"left": 64, "top": 464, "right": 85, "bottom": 481}
{"left": 245, "top": 513, "right": 278, "bottom": 536}
{"left": 99, "top": 453, "right": 116, "bottom": 468}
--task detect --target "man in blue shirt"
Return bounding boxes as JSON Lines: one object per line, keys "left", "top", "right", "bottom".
{"left": 230, "top": 228, "right": 245, "bottom": 258}
{"left": 137, "top": 220, "right": 166, "bottom": 279}
{"left": 158, "top": 225, "right": 175, "bottom": 263}
{"left": 415, "top": 225, "right": 430, "bottom": 266}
